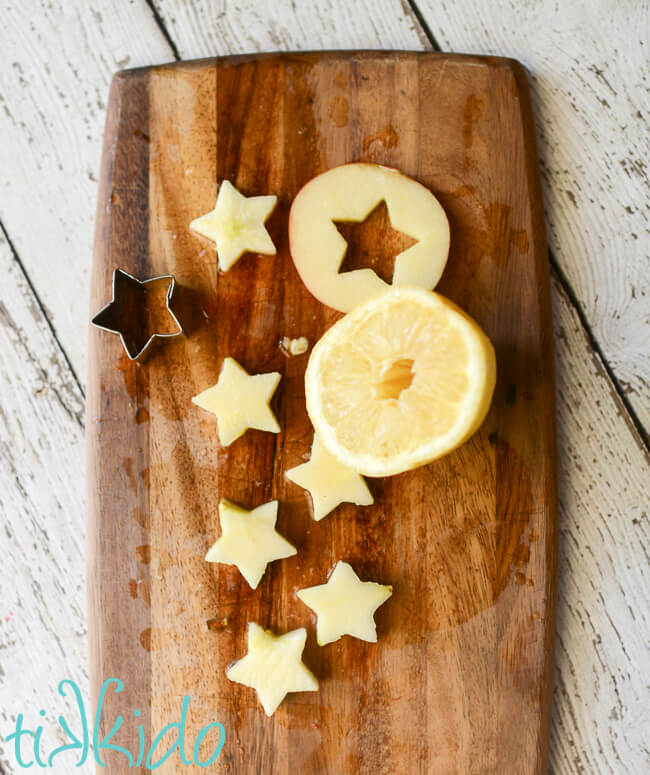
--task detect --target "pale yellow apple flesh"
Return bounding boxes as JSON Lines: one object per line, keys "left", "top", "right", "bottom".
{"left": 226, "top": 624, "right": 318, "bottom": 716}
{"left": 288, "top": 163, "right": 450, "bottom": 312}
{"left": 281, "top": 336, "right": 309, "bottom": 356}
{"left": 297, "top": 561, "right": 392, "bottom": 646}
{"left": 285, "top": 433, "right": 373, "bottom": 521}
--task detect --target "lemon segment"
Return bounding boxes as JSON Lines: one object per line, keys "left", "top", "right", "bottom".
{"left": 305, "top": 287, "right": 496, "bottom": 476}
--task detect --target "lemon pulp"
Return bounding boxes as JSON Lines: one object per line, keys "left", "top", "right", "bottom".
{"left": 305, "top": 287, "right": 496, "bottom": 476}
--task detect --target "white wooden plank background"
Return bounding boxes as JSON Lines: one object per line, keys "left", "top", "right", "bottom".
{"left": 416, "top": 0, "right": 650, "bottom": 439}
{"left": 0, "top": 233, "right": 87, "bottom": 774}
{"left": 0, "top": 1, "right": 648, "bottom": 773}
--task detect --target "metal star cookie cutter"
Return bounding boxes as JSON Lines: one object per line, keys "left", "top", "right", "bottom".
{"left": 91, "top": 268, "right": 183, "bottom": 362}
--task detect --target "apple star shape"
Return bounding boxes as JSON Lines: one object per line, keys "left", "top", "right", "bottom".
{"left": 285, "top": 433, "right": 373, "bottom": 520}
{"left": 226, "top": 623, "right": 319, "bottom": 716}
{"left": 205, "top": 499, "right": 296, "bottom": 589}
{"left": 192, "top": 357, "right": 281, "bottom": 446}
{"left": 297, "top": 561, "right": 392, "bottom": 646}
{"left": 190, "top": 180, "right": 277, "bottom": 271}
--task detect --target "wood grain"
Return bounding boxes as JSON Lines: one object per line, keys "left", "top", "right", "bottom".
{"left": 152, "top": 0, "right": 649, "bottom": 433}
{"left": 413, "top": 0, "right": 650, "bottom": 434}
{"left": 0, "top": 234, "right": 87, "bottom": 768}
{"left": 146, "top": 8, "right": 650, "bottom": 772}
{"left": 0, "top": 0, "right": 172, "bottom": 378}
{"left": 86, "top": 67, "right": 155, "bottom": 769}
{"left": 550, "top": 274, "right": 650, "bottom": 775}
{"left": 151, "top": 0, "right": 429, "bottom": 57}
{"left": 88, "top": 51, "right": 557, "bottom": 774}
{"left": 1, "top": 3, "right": 647, "bottom": 775}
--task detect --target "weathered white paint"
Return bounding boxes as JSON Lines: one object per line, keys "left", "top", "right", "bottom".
{"left": 0, "top": 234, "right": 88, "bottom": 774}
{"left": 152, "top": 0, "right": 429, "bottom": 55}
{"left": 551, "top": 274, "right": 649, "bottom": 774}
{"left": 414, "top": 0, "right": 650, "bottom": 434}
{"left": 0, "top": 1, "right": 647, "bottom": 774}
{"left": 0, "top": 0, "right": 173, "bottom": 380}
{"left": 154, "top": 0, "right": 650, "bottom": 433}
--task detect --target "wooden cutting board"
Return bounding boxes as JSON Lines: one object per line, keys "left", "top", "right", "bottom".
{"left": 87, "top": 51, "right": 557, "bottom": 775}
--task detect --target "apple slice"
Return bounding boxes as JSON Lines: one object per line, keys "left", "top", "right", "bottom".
{"left": 288, "top": 163, "right": 450, "bottom": 312}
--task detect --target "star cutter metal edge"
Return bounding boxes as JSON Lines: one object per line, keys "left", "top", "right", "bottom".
{"left": 91, "top": 268, "right": 184, "bottom": 362}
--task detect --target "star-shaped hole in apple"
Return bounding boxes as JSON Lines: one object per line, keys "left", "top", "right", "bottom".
{"left": 91, "top": 269, "right": 182, "bottom": 361}
{"left": 334, "top": 200, "right": 418, "bottom": 283}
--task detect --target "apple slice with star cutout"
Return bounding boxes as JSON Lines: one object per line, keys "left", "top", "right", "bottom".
{"left": 288, "top": 163, "right": 450, "bottom": 312}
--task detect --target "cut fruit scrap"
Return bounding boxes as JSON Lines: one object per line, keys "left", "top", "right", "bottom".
{"left": 281, "top": 336, "right": 309, "bottom": 356}
{"left": 226, "top": 623, "right": 319, "bottom": 716}
{"left": 205, "top": 499, "right": 296, "bottom": 589}
{"left": 285, "top": 433, "right": 373, "bottom": 521}
{"left": 297, "top": 561, "right": 392, "bottom": 646}
{"left": 305, "top": 286, "right": 496, "bottom": 477}
{"left": 190, "top": 180, "right": 277, "bottom": 271}
{"left": 288, "top": 163, "right": 450, "bottom": 312}
{"left": 192, "top": 357, "right": 281, "bottom": 446}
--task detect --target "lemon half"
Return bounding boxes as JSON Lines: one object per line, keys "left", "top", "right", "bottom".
{"left": 305, "top": 287, "right": 496, "bottom": 476}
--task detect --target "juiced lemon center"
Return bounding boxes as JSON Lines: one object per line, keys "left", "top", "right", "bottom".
{"left": 319, "top": 299, "right": 470, "bottom": 459}
{"left": 374, "top": 357, "right": 415, "bottom": 400}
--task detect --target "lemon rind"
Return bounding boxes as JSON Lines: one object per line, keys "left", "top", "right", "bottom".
{"left": 305, "top": 287, "right": 497, "bottom": 477}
